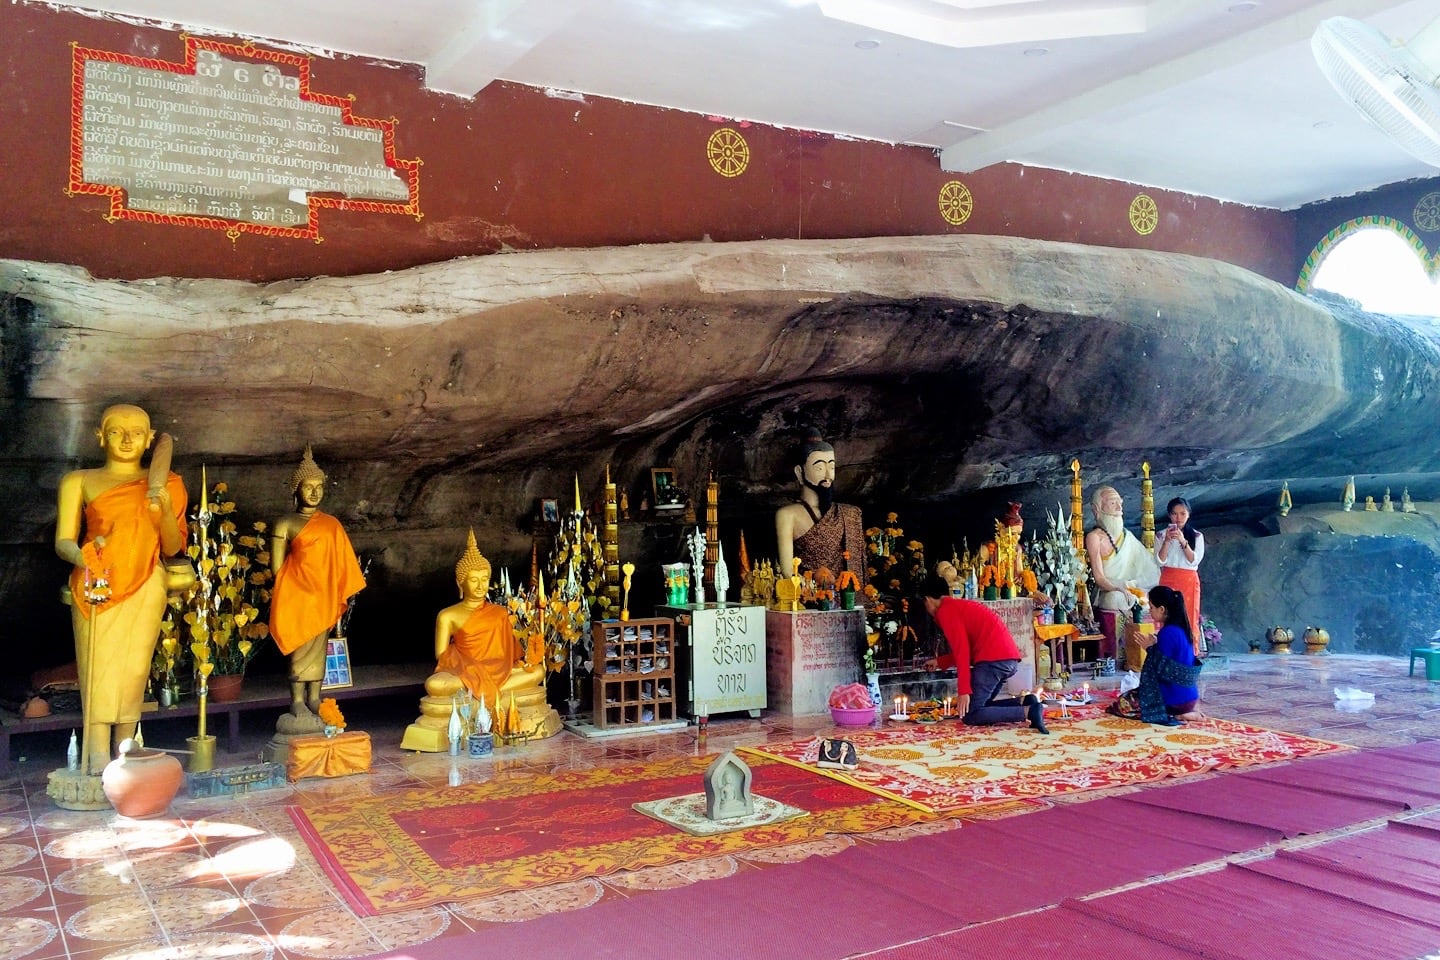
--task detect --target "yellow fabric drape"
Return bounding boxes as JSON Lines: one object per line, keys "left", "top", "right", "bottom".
{"left": 287, "top": 731, "right": 371, "bottom": 781}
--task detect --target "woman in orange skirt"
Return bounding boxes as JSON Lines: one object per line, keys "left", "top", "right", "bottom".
{"left": 1155, "top": 497, "right": 1205, "bottom": 656}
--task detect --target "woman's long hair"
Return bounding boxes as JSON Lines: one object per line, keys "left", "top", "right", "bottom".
{"left": 1147, "top": 584, "right": 1194, "bottom": 650}
{"left": 1167, "top": 496, "right": 1200, "bottom": 550}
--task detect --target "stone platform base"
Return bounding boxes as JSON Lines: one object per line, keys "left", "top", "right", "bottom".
{"left": 46, "top": 769, "right": 109, "bottom": 810}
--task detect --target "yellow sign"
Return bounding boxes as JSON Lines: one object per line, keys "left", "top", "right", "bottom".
{"left": 707, "top": 128, "right": 750, "bottom": 177}
{"left": 938, "top": 180, "right": 973, "bottom": 225}
{"left": 1129, "top": 194, "right": 1158, "bottom": 235}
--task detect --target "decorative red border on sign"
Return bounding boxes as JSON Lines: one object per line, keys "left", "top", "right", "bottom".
{"left": 67, "top": 36, "right": 423, "bottom": 242}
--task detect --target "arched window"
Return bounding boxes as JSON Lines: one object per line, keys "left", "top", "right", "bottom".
{"left": 1297, "top": 217, "right": 1440, "bottom": 317}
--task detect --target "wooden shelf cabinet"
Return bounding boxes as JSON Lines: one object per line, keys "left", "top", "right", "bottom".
{"left": 592, "top": 617, "right": 677, "bottom": 728}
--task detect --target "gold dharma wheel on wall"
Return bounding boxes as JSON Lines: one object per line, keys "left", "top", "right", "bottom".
{"left": 1413, "top": 191, "right": 1440, "bottom": 232}
{"left": 707, "top": 128, "right": 750, "bottom": 178}
{"left": 938, "top": 180, "right": 973, "bottom": 225}
{"left": 1129, "top": 194, "right": 1158, "bottom": 235}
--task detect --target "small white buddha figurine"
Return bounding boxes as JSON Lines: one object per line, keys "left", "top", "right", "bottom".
{"left": 1382, "top": 488, "right": 1394, "bottom": 512}
{"left": 1364, "top": 495, "right": 1378, "bottom": 512}
{"left": 1403, "top": 488, "right": 1417, "bottom": 513}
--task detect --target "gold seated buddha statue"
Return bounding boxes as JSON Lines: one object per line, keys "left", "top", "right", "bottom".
{"left": 400, "top": 531, "right": 560, "bottom": 752}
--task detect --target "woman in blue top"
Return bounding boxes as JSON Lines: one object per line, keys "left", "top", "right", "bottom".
{"left": 1107, "top": 585, "right": 1203, "bottom": 725}
{"left": 1143, "top": 585, "right": 1202, "bottom": 721}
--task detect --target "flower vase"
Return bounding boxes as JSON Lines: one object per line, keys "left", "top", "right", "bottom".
{"left": 323, "top": 725, "right": 340, "bottom": 738}
{"left": 865, "top": 672, "right": 883, "bottom": 713}
{"left": 842, "top": 588, "right": 856, "bottom": 610}
{"left": 982, "top": 586, "right": 998, "bottom": 601}
{"left": 468, "top": 732, "right": 494, "bottom": 758}
{"left": 157, "top": 686, "right": 174, "bottom": 708}
{"left": 1054, "top": 606, "right": 1068, "bottom": 625}
{"left": 208, "top": 673, "right": 244, "bottom": 703}
{"left": 1000, "top": 585, "right": 1016, "bottom": 600}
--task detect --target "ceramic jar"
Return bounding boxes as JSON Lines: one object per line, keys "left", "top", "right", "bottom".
{"left": 1265, "top": 625, "right": 1293, "bottom": 655}
{"left": 1302, "top": 626, "right": 1330, "bottom": 655}
{"left": 102, "top": 740, "right": 184, "bottom": 818}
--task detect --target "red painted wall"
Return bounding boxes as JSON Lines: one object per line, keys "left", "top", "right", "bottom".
{"left": 1, "top": 2, "right": 1297, "bottom": 284}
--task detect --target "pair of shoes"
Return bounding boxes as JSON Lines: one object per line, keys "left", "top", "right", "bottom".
{"left": 1027, "top": 701, "right": 1050, "bottom": 735}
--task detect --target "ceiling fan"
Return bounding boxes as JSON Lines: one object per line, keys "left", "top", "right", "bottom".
{"left": 1312, "top": 15, "right": 1440, "bottom": 167}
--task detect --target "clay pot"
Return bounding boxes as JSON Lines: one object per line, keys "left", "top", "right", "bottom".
{"left": 207, "top": 673, "right": 245, "bottom": 703}
{"left": 102, "top": 740, "right": 184, "bottom": 818}
{"left": 1302, "top": 626, "right": 1331, "bottom": 655}
{"left": 21, "top": 696, "right": 50, "bottom": 718}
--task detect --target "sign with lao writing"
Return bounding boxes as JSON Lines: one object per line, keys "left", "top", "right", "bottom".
{"left": 69, "top": 38, "right": 422, "bottom": 240}
{"left": 659, "top": 603, "right": 767, "bottom": 716}
{"left": 766, "top": 608, "right": 865, "bottom": 715}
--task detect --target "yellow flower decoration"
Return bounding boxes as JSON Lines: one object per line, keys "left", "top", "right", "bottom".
{"left": 317, "top": 698, "right": 345, "bottom": 730}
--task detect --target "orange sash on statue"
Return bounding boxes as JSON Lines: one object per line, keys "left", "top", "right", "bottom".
{"left": 69, "top": 474, "right": 187, "bottom": 616}
{"left": 435, "top": 603, "right": 522, "bottom": 709}
{"left": 270, "top": 512, "right": 366, "bottom": 655}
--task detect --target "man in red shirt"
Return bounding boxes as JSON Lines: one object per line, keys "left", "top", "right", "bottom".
{"left": 921, "top": 575, "right": 1048, "bottom": 734}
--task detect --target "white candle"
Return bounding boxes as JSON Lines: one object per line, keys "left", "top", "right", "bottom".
{"left": 894, "top": 697, "right": 902, "bottom": 717}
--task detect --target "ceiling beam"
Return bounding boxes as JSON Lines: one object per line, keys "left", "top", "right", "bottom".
{"left": 940, "top": 0, "right": 1411, "bottom": 172}
{"left": 424, "top": 0, "right": 586, "bottom": 98}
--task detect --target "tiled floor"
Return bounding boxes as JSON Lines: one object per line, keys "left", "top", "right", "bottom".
{"left": 2, "top": 653, "right": 1438, "bottom": 960}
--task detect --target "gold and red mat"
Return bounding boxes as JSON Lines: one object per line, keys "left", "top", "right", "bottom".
{"left": 290, "top": 754, "right": 936, "bottom": 916}
{"left": 739, "top": 707, "right": 1351, "bottom": 815}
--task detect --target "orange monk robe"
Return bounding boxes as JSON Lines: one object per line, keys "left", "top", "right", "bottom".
{"left": 69, "top": 474, "right": 187, "bottom": 724}
{"left": 70, "top": 474, "right": 187, "bottom": 615}
{"left": 270, "top": 512, "right": 366, "bottom": 655}
{"left": 435, "top": 603, "right": 522, "bottom": 711}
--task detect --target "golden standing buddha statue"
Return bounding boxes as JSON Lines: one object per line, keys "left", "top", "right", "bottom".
{"left": 52, "top": 404, "right": 187, "bottom": 788}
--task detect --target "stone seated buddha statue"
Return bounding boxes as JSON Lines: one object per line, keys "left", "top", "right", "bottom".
{"left": 400, "top": 531, "right": 561, "bottom": 751}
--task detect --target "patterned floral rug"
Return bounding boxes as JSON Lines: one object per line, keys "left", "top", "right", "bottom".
{"left": 738, "top": 708, "right": 1351, "bottom": 814}
{"left": 290, "top": 754, "right": 939, "bottom": 916}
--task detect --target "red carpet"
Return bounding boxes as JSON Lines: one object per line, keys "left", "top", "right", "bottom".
{"left": 740, "top": 710, "right": 1349, "bottom": 814}
{"left": 357, "top": 742, "right": 1440, "bottom": 960}
{"left": 290, "top": 753, "right": 935, "bottom": 915}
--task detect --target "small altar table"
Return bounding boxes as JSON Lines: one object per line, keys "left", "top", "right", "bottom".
{"left": 286, "top": 730, "right": 371, "bottom": 781}
{"left": 1033, "top": 622, "right": 1079, "bottom": 678}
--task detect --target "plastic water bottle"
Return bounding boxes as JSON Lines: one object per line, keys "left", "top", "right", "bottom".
{"left": 1043, "top": 604, "right": 1054, "bottom": 626}
{"left": 965, "top": 569, "right": 978, "bottom": 600}
{"left": 66, "top": 730, "right": 79, "bottom": 771}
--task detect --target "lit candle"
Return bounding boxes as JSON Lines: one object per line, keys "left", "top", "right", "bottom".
{"left": 894, "top": 697, "right": 902, "bottom": 718}
{"left": 902, "top": 696, "right": 909, "bottom": 716}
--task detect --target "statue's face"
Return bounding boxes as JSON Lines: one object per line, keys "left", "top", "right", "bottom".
{"left": 1098, "top": 488, "right": 1123, "bottom": 517}
{"left": 797, "top": 450, "right": 835, "bottom": 488}
{"left": 460, "top": 567, "right": 490, "bottom": 601}
{"left": 98, "top": 409, "right": 153, "bottom": 463}
{"left": 296, "top": 477, "right": 326, "bottom": 509}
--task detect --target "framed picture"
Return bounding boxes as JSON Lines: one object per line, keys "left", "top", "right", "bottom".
{"left": 651, "top": 467, "right": 681, "bottom": 508}
{"left": 540, "top": 497, "right": 560, "bottom": 523}
{"left": 322, "top": 637, "right": 353, "bottom": 690}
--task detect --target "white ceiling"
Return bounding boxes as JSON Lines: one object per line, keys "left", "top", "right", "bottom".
{"left": 48, "top": 0, "right": 1440, "bottom": 209}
